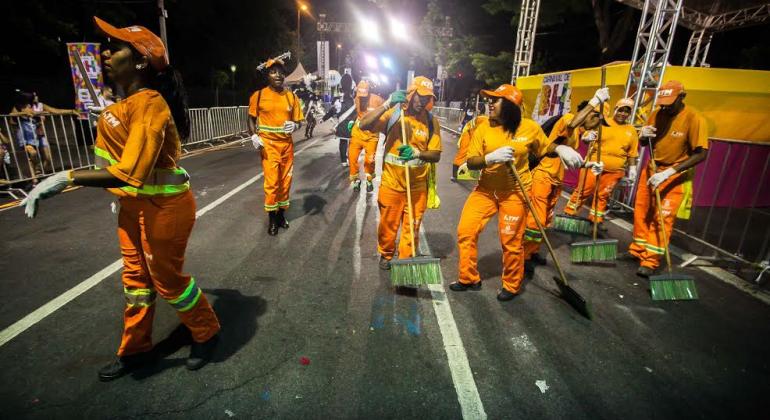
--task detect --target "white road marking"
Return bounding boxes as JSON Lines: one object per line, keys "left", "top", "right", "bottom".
{"left": 419, "top": 229, "right": 488, "bottom": 420}
{"left": 560, "top": 191, "right": 770, "bottom": 306}
{"left": 0, "top": 137, "right": 323, "bottom": 348}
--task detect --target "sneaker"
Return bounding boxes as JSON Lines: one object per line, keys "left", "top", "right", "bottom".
{"left": 379, "top": 256, "right": 391, "bottom": 271}
{"left": 496, "top": 289, "right": 518, "bottom": 301}
{"left": 352, "top": 179, "right": 361, "bottom": 192}
{"left": 186, "top": 334, "right": 219, "bottom": 371}
{"left": 98, "top": 352, "right": 152, "bottom": 382}
{"left": 449, "top": 281, "right": 481, "bottom": 292}
{"left": 636, "top": 266, "right": 654, "bottom": 278}
{"left": 366, "top": 180, "right": 374, "bottom": 192}
{"left": 341, "top": 161, "right": 349, "bottom": 167}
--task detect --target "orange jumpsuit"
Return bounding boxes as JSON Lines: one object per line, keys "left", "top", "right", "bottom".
{"left": 523, "top": 114, "right": 579, "bottom": 259}
{"left": 371, "top": 106, "right": 442, "bottom": 261}
{"left": 565, "top": 123, "right": 639, "bottom": 222}
{"left": 249, "top": 87, "right": 304, "bottom": 211}
{"left": 349, "top": 94, "right": 384, "bottom": 181}
{"left": 94, "top": 89, "right": 220, "bottom": 356}
{"left": 457, "top": 119, "right": 551, "bottom": 293}
{"left": 630, "top": 105, "right": 708, "bottom": 269}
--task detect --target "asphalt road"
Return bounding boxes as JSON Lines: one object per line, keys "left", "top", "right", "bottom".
{"left": 1, "top": 120, "right": 768, "bottom": 419}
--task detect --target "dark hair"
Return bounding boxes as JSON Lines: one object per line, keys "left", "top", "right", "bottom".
{"left": 149, "top": 66, "right": 190, "bottom": 139}
{"left": 14, "top": 90, "right": 33, "bottom": 108}
{"left": 499, "top": 99, "right": 522, "bottom": 135}
{"left": 576, "top": 100, "right": 590, "bottom": 112}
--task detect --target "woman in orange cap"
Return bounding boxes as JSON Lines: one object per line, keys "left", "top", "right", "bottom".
{"left": 348, "top": 80, "right": 384, "bottom": 192}
{"left": 359, "top": 76, "right": 442, "bottom": 270}
{"left": 22, "top": 17, "right": 221, "bottom": 380}
{"left": 564, "top": 97, "right": 639, "bottom": 229}
{"left": 451, "top": 84, "right": 580, "bottom": 301}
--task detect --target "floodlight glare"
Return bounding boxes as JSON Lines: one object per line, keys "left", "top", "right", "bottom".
{"left": 389, "top": 18, "right": 408, "bottom": 40}
{"left": 360, "top": 18, "right": 380, "bottom": 43}
{"left": 364, "top": 54, "right": 378, "bottom": 69}
{"left": 381, "top": 56, "right": 393, "bottom": 69}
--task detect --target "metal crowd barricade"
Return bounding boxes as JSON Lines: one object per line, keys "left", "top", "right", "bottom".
{"left": 609, "top": 137, "right": 770, "bottom": 282}
{"left": 1, "top": 106, "right": 251, "bottom": 200}
{"left": 0, "top": 113, "right": 95, "bottom": 199}
{"left": 432, "top": 106, "right": 465, "bottom": 134}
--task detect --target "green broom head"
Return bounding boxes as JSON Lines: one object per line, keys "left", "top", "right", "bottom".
{"left": 552, "top": 214, "right": 592, "bottom": 236}
{"left": 570, "top": 239, "right": 619, "bottom": 263}
{"left": 554, "top": 277, "right": 593, "bottom": 320}
{"left": 650, "top": 273, "right": 698, "bottom": 300}
{"left": 390, "top": 257, "right": 443, "bottom": 286}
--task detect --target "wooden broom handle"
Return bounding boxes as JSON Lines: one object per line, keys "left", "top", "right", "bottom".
{"left": 591, "top": 66, "right": 607, "bottom": 241}
{"left": 647, "top": 144, "right": 673, "bottom": 274}
{"left": 400, "top": 108, "right": 417, "bottom": 259}
{"left": 508, "top": 162, "right": 570, "bottom": 286}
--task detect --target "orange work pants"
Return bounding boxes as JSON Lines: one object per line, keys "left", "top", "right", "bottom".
{"left": 629, "top": 166, "right": 685, "bottom": 269}
{"left": 377, "top": 184, "right": 428, "bottom": 261}
{"left": 564, "top": 169, "right": 624, "bottom": 223}
{"left": 261, "top": 139, "right": 294, "bottom": 211}
{"left": 457, "top": 187, "right": 527, "bottom": 293}
{"left": 117, "top": 190, "right": 220, "bottom": 356}
{"left": 348, "top": 137, "right": 377, "bottom": 181}
{"left": 523, "top": 171, "right": 561, "bottom": 259}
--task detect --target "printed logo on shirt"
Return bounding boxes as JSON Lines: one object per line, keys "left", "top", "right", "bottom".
{"left": 503, "top": 214, "right": 520, "bottom": 223}
{"left": 671, "top": 131, "right": 684, "bottom": 137}
{"left": 127, "top": 26, "right": 143, "bottom": 32}
{"left": 511, "top": 136, "right": 530, "bottom": 143}
{"left": 414, "top": 129, "right": 427, "bottom": 138}
{"left": 102, "top": 111, "right": 120, "bottom": 128}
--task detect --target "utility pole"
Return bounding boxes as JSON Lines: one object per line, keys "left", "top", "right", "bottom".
{"left": 157, "top": 0, "right": 169, "bottom": 56}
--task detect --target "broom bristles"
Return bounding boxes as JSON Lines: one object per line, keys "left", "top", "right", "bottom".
{"left": 553, "top": 215, "right": 593, "bottom": 236}
{"left": 650, "top": 274, "right": 698, "bottom": 300}
{"left": 390, "top": 257, "right": 443, "bottom": 286}
{"left": 570, "top": 239, "right": 618, "bottom": 263}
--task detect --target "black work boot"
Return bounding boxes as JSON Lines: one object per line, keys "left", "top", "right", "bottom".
{"left": 277, "top": 208, "right": 289, "bottom": 229}
{"left": 497, "top": 289, "right": 519, "bottom": 301}
{"left": 449, "top": 281, "right": 482, "bottom": 292}
{"left": 268, "top": 211, "right": 279, "bottom": 236}
{"left": 379, "top": 256, "right": 391, "bottom": 271}
{"left": 186, "top": 334, "right": 219, "bottom": 371}
{"left": 98, "top": 352, "right": 152, "bottom": 382}
{"left": 530, "top": 253, "right": 547, "bottom": 266}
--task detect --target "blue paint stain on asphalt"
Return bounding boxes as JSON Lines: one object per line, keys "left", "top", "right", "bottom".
{"left": 261, "top": 387, "right": 270, "bottom": 401}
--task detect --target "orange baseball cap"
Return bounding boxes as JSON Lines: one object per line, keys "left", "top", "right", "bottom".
{"left": 409, "top": 76, "right": 436, "bottom": 98}
{"left": 657, "top": 80, "right": 685, "bottom": 106}
{"left": 615, "top": 97, "right": 634, "bottom": 109}
{"left": 481, "top": 84, "right": 523, "bottom": 106}
{"left": 94, "top": 16, "right": 169, "bottom": 71}
{"left": 356, "top": 80, "right": 370, "bottom": 97}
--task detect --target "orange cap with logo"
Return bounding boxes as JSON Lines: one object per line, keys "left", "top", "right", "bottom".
{"left": 94, "top": 17, "right": 169, "bottom": 71}
{"left": 615, "top": 97, "right": 634, "bottom": 109}
{"left": 481, "top": 84, "right": 523, "bottom": 106}
{"left": 356, "top": 80, "right": 370, "bottom": 97}
{"left": 408, "top": 76, "right": 436, "bottom": 98}
{"left": 656, "top": 80, "right": 685, "bottom": 106}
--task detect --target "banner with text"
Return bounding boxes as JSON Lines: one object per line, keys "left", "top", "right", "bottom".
{"left": 531, "top": 72, "right": 571, "bottom": 125}
{"left": 66, "top": 43, "right": 105, "bottom": 119}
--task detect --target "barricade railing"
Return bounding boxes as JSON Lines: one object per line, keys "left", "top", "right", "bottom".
{"left": 609, "top": 137, "right": 770, "bottom": 282}
{"left": 0, "top": 106, "right": 251, "bottom": 199}
{"left": 432, "top": 106, "right": 464, "bottom": 134}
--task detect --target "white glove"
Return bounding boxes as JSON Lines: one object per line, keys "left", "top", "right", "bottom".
{"left": 626, "top": 165, "right": 638, "bottom": 181}
{"left": 647, "top": 167, "right": 677, "bottom": 189}
{"left": 251, "top": 133, "right": 263, "bottom": 149}
{"left": 581, "top": 130, "right": 598, "bottom": 143}
{"left": 585, "top": 161, "right": 604, "bottom": 175}
{"left": 640, "top": 125, "right": 657, "bottom": 138}
{"left": 588, "top": 87, "right": 610, "bottom": 107}
{"left": 21, "top": 171, "right": 74, "bottom": 218}
{"left": 555, "top": 145, "right": 584, "bottom": 169}
{"left": 283, "top": 121, "right": 298, "bottom": 134}
{"left": 484, "top": 146, "right": 515, "bottom": 165}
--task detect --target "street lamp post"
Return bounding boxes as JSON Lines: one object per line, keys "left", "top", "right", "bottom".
{"left": 297, "top": 3, "right": 308, "bottom": 60}
{"left": 230, "top": 64, "right": 236, "bottom": 105}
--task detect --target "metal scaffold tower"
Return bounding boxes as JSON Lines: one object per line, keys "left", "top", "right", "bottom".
{"left": 623, "top": 0, "right": 684, "bottom": 128}
{"left": 511, "top": 0, "right": 541, "bottom": 83}
{"left": 682, "top": 29, "right": 713, "bottom": 66}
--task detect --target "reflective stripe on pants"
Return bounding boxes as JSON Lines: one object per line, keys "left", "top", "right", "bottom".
{"left": 629, "top": 166, "right": 685, "bottom": 269}
{"left": 564, "top": 169, "right": 624, "bottom": 223}
{"left": 117, "top": 190, "right": 220, "bottom": 356}
{"left": 261, "top": 139, "right": 294, "bottom": 211}
{"left": 457, "top": 187, "right": 527, "bottom": 293}
{"left": 523, "top": 170, "right": 562, "bottom": 259}
{"left": 377, "top": 184, "right": 427, "bottom": 261}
